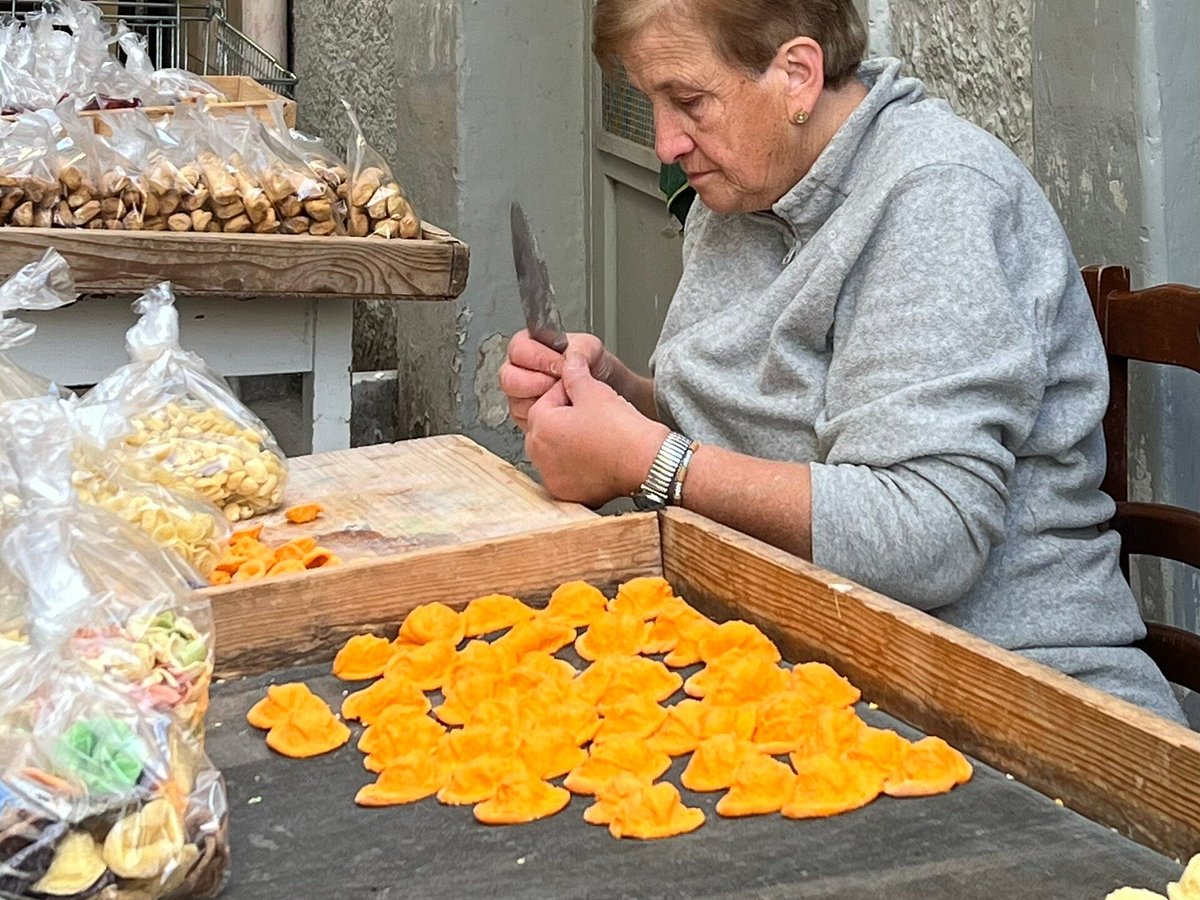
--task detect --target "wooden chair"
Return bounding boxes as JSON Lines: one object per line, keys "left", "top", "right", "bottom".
{"left": 1082, "top": 266, "right": 1200, "bottom": 692}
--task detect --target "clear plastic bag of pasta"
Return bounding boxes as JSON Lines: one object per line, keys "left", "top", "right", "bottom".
{"left": 82, "top": 282, "right": 288, "bottom": 523}
{"left": 0, "top": 396, "right": 228, "bottom": 899}
{"left": 0, "top": 248, "right": 76, "bottom": 404}
{"left": 340, "top": 100, "right": 422, "bottom": 239}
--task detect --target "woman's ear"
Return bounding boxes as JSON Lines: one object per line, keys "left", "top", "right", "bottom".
{"left": 776, "top": 36, "right": 825, "bottom": 123}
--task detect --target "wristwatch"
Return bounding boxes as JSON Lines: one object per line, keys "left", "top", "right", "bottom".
{"left": 631, "top": 431, "right": 696, "bottom": 511}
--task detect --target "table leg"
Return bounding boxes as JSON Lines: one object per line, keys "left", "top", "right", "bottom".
{"left": 303, "top": 299, "right": 354, "bottom": 453}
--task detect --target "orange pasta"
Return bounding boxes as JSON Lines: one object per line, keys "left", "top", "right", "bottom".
{"left": 285, "top": 502, "right": 324, "bottom": 524}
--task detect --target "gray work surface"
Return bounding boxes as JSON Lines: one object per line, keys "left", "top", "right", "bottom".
{"left": 206, "top": 661, "right": 1182, "bottom": 900}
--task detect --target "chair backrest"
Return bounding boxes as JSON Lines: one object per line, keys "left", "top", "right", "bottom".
{"left": 1082, "top": 265, "right": 1200, "bottom": 691}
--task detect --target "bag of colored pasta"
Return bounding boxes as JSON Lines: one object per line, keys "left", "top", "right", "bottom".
{"left": 0, "top": 396, "right": 229, "bottom": 899}
{"left": 82, "top": 281, "right": 288, "bottom": 523}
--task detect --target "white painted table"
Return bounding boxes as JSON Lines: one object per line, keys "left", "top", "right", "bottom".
{"left": 0, "top": 226, "right": 469, "bottom": 453}
{"left": 9, "top": 295, "right": 354, "bottom": 453}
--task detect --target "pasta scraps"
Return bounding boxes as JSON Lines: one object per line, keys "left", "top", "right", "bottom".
{"left": 608, "top": 782, "right": 706, "bottom": 841}
{"left": 474, "top": 772, "right": 571, "bottom": 825}
{"left": 284, "top": 502, "right": 324, "bottom": 524}
{"left": 356, "top": 751, "right": 451, "bottom": 807}
{"left": 716, "top": 753, "right": 797, "bottom": 818}
{"left": 251, "top": 577, "right": 975, "bottom": 844}
{"left": 575, "top": 611, "right": 652, "bottom": 661}
{"left": 782, "top": 753, "right": 883, "bottom": 819}
{"left": 607, "top": 576, "right": 679, "bottom": 620}
{"left": 212, "top": 525, "right": 341, "bottom": 585}
{"left": 883, "top": 736, "right": 973, "bottom": 798}
{"left": 680, "top": 735, "right": 763, "bottom": 793}
{"left": 246, "top": 682, "right": 327, "bottom": 730}
{"left": 462, "top": 593, "right": 537, "bottom": 637}
{"left": 398, "top": 602, "right": 466, "bottom": 646}
{"left": 265, "top": 704, "right": 350, "bottom": 759}
{"left": 332, "top": 633, "right": 395, "bottom": 681}
{"left": 541, "top": 581, "right": 609, "bottom": 628}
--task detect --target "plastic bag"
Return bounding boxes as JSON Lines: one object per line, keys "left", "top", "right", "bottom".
{"left": 258, "top": 102, "right": 344, "bottom": 236}
{"left": 57, "top": 105, "right": 149, "bottom": 231}
{"left": 0, "top": 396, "right": 228, "bottom": 899}
{"left": 0, "top": 111, "right": 61, "bottom": 228}
{"left": 82, "top": 282, "right": 288, "bottom": 522}
{"left": 340, "top": 100, "right": 422, "bottom": 239}
{"left": 0, "top": 248, "right": 77, "bottom": 404}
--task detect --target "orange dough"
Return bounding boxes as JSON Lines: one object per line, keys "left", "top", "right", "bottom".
{"left": 464, "top": 695, "right": 527, "bottom": 731}
{"left": 540, "top": 580, "right": 609, "bottom": 628}
{"left": 789, "top": 707, "right": 869, "bottom": 763}
{"left": 883, "top": 736, "right": 973, "bottom": 797}
{"left": 696, "top": 700, "right": 757, "bottom": 742}
{"left": 697, "top": 621, "right": 781, "bottom": 665}
{"left": 608, "top": 782, "right": 706, "bottom": 840}
{"left": 398, "top": 601, "right": 466, "bottom": 646}
{"left": 274, "top": 536, "right": 317, "bottom": 561}
{"left": 355, "top": 751, "right": 451, "bottom": 806}
{"left": 752, "top": 692, "right": 813, "bottom": 754}
{"left": 360, "top": 711, "right": 446, "bottom": 772}
{"left": 583, "top": 771, "right": 654, "bottom": 825}
{"left": 474, "top": 773, "right": 571, "bottom": 825}
{"left": 564, "top": 737, "right": 672, "bottom": 795}
{"left": 266, "top": 558, "right": 306, "bottom": 577}
{"left": 332, "top": 633, "right": 396, "bottom": 681}
{"left": 246, "top": 683, "right": 328, "bottom": 730}
{"left": 782, "top": 753, "right": 883, "bottom": 819}
{"left": 443, "top": 640, "right": 514, "bottom": 692}
{"left": 341, "top": 675, "right": 431, "bottom": 724}
{"left": 494, "top": 618, "right": 577, "bottom": 659}
{"left": 575, "top": 611, "right": 652, "bottom": 661}
{"left": 684, "top": 654, "right": 789, "bottom": 703}
{"left": 384, "top": 639, "right": 458, "bottom": 691}
{"left": 573, "top": 655, "right": 682, "bottom": 706}
{"left": 647, "top": 699, "right": 704, "bottom": 757}
{"left": 517, "top": 727, "right": 589, "bottom": 780}
{"left": 643, "top": 604, "right": 711, "bottom": 655}
{"left": 595, "top": 693, "right": 669, "bottom": 742}
{"left": 536, "top": 696, "right": 602, "bottom": 746}
{"left": 284, "top": 502, "right": 323, "bottom": 524}
{"left": 680, "top": 735, "right": 763, "bottom": 793}
{"left": 462, "top": 593, "right": 537, "bottom": 637}
{"left": 662, "top": 612, "right": 721, "bottom": 668}
{"left": 716, "top": 753, "right": 797, "bottom": 818}
{"left": 266, "top": 705, "right": 350, "bottom": 758}
{"left": 847, "top": 727, "right": 909, "bottom": 781}
{"left": 789, "top": 661, "right": 862, "bottom": 709}
{"left": 434, "top": 672, "right": 508, "bottom": 727}
{"left": 607, "top": 576, "right": 678, "bottom": 620}
{"left": 507, "top": 652, "right": 578, "bottom": 693}
{"left": 444, "top": 725, "right": 520, "bottom": 765}
{"left": 437, "top": 754, "right": 524, "bottom": 806}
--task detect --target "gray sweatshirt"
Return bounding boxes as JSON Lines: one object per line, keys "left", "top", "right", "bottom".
{"left": 652, "top": 58, "right": 1185, "bottom": 723}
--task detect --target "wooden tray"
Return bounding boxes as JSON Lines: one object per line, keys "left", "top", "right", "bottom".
{"left": 0, "top": 222, "right": 469, "bottom": 300}
{"left": 81, "top": 76, "right": 298, "bottom": 134}
{"left": 205, "top": 509, "right": 1200, "bottom": 867}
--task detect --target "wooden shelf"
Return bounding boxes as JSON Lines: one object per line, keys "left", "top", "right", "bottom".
{"left": 0, "top": 224, "right": 469, "bottom": 301}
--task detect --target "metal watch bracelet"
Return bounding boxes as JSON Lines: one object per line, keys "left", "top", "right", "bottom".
{"left": 669, "top": 440, "right": 701, "bottom": 506}
{"left": 632, "top": 431, "right": 694, "bottom": 510}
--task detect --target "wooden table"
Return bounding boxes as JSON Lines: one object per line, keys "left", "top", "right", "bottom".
{"left": 201, "top": 511, "right": 1200, "bottom": 896}
{"left": 0, "top": 226, "right": 469, "bottom": 452}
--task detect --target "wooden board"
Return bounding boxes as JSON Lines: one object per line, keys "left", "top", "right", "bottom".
{"left": 0, "top": 223, "right": 468, "bottom": 300}
{"left": 207, "top": 513, "right": 656, "bottom": 678}
{"left": 80, "top": 76, "right": 298, "bottom": 135}
{"left": 658, "top": 508, "right": 1200, "bottom": 862}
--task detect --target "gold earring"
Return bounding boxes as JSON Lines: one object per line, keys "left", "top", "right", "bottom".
{"left": 792, "top": 110, "right": 809, "bottom": 125}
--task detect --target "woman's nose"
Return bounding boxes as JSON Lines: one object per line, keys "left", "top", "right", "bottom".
{"left": 654, "top": 110, "right": 694, "bottom": 165}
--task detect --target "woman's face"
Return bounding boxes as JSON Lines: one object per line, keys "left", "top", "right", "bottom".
{"left": 624, "top": 19, "right": 801, "bottom": 214}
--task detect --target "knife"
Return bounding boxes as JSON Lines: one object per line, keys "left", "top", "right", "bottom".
{"left": 510, "top": 201, "right": 570, "bottom": 353}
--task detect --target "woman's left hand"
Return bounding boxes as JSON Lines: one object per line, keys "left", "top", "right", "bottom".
{"left": 525, "top": 352, "right": 668, "bottom": 506}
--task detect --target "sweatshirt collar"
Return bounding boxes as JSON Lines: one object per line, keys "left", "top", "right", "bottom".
{"left": 768, "top": 58, "right": 924, "bottom": 240}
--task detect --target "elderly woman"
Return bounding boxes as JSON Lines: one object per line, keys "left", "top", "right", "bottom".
{"left": 499, "top": 0, "right": 1185, "bottom": 722}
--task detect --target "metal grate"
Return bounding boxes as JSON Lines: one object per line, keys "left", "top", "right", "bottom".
{"left": 601, "top": 65, "right": 655, "bottom": 149}
{"left": 3, "top": 0, "right": 297, "bottom": 97}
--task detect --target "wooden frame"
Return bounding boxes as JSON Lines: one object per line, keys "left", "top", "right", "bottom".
{"left": 0, "top": 223, "right": 469, "bottom": 301}
{"left": 205, "top": 509, "right": 1200, "bottom": 861}
{"left": 79, "top": 76, "right": 299, "bottom": 135}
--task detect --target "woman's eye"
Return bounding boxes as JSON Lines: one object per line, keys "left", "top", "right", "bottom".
{"left": 676, "top": 96, "right": 702, "bottom": 110}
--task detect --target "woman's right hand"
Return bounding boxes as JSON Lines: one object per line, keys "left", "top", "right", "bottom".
{"left": 499, "top": 330, "right": 611, "bottom": 431}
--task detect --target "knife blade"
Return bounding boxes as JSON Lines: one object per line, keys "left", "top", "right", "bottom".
{"left": 510, "top": 201, "right": 570, "bottom": 353}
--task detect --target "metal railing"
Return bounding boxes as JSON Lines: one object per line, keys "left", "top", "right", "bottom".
{"left": 3, "top": 1, "right": 297, "bottom": 97}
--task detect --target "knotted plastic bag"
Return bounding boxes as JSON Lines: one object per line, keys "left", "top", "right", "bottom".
{"left": 341, "top": 100, "right": 421, "bottom": 239}
{"left": 0, "top": 248, "right": 77, "bottom": 404}
{"left": 82, "top": 282, "right": 288, "bottom": 522}
{"left": 0, "top": 396, "right": 228, "bottom": 899}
